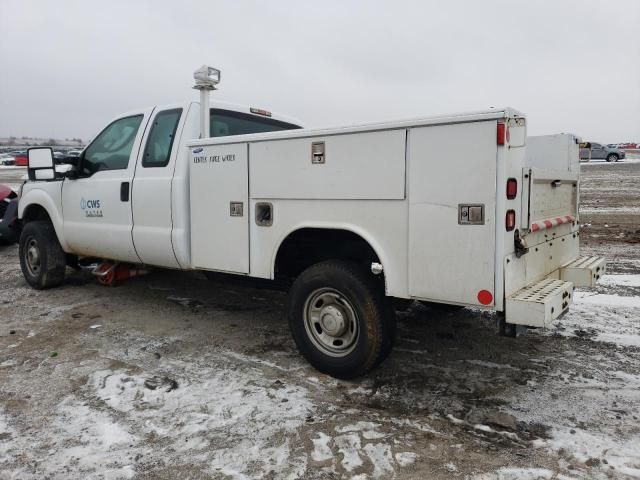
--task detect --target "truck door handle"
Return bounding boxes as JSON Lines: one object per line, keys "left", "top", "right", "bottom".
{"left": 120, "top": 182, "right": 130, "bottom": 202}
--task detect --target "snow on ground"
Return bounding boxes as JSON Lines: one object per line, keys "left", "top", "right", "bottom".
{"left": 580, "top": 206, "right": 640, "bottom": 214}
{"left": 472, "top": 467, "right": 570, "bottom": 480}
{"left": 0, "top": 357, "right": 314, "bottom": 479}
{"left": 600, "top": 274, "right": 640, "bottom": 288}
{"left": 0, "top": 166, "right": 26, "bottom": 191}
{"left": 92, "top": 363, "right": 313, "bottom": 478}
{"left": 550, "top": 275, "right": 640, "bottom": 347}
{"left": 510, "top": 272, "right": 640, "bottom": 479}
{"left": 582, "top": 156, "right": 640, "bottom": 165}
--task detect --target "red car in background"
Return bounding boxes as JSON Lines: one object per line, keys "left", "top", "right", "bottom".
{"left": 13, "top": 152, "right": 28, "bottom": 166}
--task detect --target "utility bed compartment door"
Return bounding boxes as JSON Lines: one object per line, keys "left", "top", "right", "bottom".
{"left": 524, "top": 168, "right": 578, "bottom": 234}
{"left": 189, "top": 144, "right": 249, "bottom": 274}
{"left": 408, "top": 121, "right": 497, "bottom": 305}
{"left": 250, "top": 130, "right": 406, "bottom": 200}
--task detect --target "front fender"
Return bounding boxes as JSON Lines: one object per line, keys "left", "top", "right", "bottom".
{"left": 18, "top": 187, "right": 69, "bottom": 251}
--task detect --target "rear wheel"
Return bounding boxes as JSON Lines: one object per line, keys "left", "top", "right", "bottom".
{"left": 606, "top": 153, "right": 619, "bottom": 162}
{"left": 19, "top": 221, "right": 66, "bottom": 289}
{"left": 288, "top": 260, "right": 395, "bottom": 379}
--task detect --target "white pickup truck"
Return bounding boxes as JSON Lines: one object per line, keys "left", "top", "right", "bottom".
{"left": 18, "top": 66, "right": 605, "bottom": 378}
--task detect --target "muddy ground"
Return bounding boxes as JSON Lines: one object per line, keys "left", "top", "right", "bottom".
{"left": 1, "top": 161, "right": 639, "bottom": 480}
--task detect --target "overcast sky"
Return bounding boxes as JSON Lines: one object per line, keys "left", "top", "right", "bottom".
{"left": 1, "top": 0, "right": 639, "bottom": 142}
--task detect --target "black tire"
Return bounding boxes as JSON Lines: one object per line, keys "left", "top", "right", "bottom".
{"left": 19, "top": 220, "right": 66, "bottom": 289}
{"left": 606, "top": 154, "right": 618, "bottom": 162}
{"left": 287, "top": 260, "right": 395, "bottom": 379}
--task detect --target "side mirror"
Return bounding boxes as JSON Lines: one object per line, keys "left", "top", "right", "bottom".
{"left": 27, "top": 147, "right": 56, "bottom": 181}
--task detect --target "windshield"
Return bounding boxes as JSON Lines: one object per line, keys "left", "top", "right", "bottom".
{"left": 210, "top": 109, "right": 301, "bottom": 137}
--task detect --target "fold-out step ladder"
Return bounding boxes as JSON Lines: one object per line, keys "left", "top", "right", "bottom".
{"left": 560, "top": 256, "right": 607, "bottom": 288}
{"left": 506, "top": 278, "right": 574, "bottom": 328}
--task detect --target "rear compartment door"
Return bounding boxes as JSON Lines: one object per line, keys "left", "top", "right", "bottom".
{"left": 408, "top": 121, "right": 497, "bottom": 306}
{"left": 523, "top": 168, "right": 578, "bottom": 234}
{"left": 189, "top": 143, "right": 249, "bottom": 274}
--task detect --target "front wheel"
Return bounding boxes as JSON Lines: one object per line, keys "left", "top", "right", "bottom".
{"left": 19, "top": 221, "right": 67, "bottom": 289}
{"left": 606, "top": 153, "right": 619, "bottom": 162}
{"left": 288, "top": 260, "right": 396, "bottom": 379}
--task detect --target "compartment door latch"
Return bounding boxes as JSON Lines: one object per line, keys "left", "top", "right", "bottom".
{"left": 311, "top": 141, "right": 325, "bottom": 164}
{"left": 458, "top": 204, "right": 485, "bottom": 225}
{"left": 230, "top": 202, "right": 244, "bottom": 217}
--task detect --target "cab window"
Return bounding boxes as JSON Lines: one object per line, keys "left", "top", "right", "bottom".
{"left": 143, "top": 109, "right": 182, "bottom": 168}
{"left": 82, "top": 115, "right": 143, "bottom": 175}
{"left": 210, "top": 109, "right": 300, "bottom": 137}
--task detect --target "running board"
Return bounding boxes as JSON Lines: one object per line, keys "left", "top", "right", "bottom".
{"left": 506, "top": 278, "right": 574, "bottom": 328}
{"left": 560, "top": 256, "right": 607, "bottom": 288}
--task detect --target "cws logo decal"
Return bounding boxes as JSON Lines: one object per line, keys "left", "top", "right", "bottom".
{"left": 192, "top": 147, "right": 204, "bottom": 154}
{"left": 80, "top": 197, "right": 103, "bottom": 218}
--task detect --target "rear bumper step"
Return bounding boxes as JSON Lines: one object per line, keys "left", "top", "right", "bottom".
{"left": 506, "top": 278, "right": 574, "bottom": 328}
{"left": 560, "top": 256, "right": 607, "bottom": 288}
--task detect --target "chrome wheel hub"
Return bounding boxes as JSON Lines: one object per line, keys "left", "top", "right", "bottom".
{"left": 304, "top": 288, "right": 359, "bottom": 357}
{"left": 320, "top": 305, "right": 346, "bottom": 336}
{"left": 25, "top": 237, "right": 41, "bottom": 276}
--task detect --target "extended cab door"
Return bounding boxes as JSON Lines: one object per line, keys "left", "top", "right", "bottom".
{"left": 131, "top": 105, "right": 187, "bottom": 268}
{"left": 61, "top": 109, "right": 153, "bottom": 262}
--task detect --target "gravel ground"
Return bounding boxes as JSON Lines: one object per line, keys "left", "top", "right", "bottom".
{"left": 1, "top": 162, "right": 639, "bottom": 480}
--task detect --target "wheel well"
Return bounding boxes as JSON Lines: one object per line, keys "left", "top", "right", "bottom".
{"left": 274, "top": 228, "right": 381, "bottom": 281}
{"left": 22, "top": 204, "right": 52, "bottom": 223}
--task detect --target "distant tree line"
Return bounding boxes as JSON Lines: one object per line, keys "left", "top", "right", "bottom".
{"left": 0, "top": 136, "right": 84, "bottom": 146}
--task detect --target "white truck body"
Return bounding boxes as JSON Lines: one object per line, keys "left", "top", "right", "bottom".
{"left": 16, "top": 68, "right": 606, "bottom": 377}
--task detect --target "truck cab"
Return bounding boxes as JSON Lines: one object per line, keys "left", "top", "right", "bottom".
{"left": 18, "top": 101, "right": 301, "bottom": 269}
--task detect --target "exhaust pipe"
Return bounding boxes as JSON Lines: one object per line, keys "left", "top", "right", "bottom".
{"left": 193, "top": 65, "right": 221, "bottom": 139}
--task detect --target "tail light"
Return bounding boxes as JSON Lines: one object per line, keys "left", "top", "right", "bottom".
{"left": 506, "top": 209, "right": 516, "bottom": 231}
{"left": 497, "top": 122, "right": 510, "bottom": 145}
{"left": 506, "top": 178, "right": 517, "bottom": 199}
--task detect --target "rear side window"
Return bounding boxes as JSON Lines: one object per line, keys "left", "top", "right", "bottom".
{"left": 210, "top": 108, "right": 300, "bottom": 137}
{"left": 82, "top": 115, "right": 143, "bottom": 175}
{"left": 143, "top": 109, "right": 182, "bottom": 168}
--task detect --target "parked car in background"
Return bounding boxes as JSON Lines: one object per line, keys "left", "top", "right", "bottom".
{"left": 12, "top": 151, "right": 28, "bottom": 167}
{"left": 0, "top": 184, "right": 20, "bottom": 244}
{"left": 0, "top": 154, "right": 16, "bottom": 166}
{"left": 616, "top": 142, "right": 640, "bottom": 149}
{"left": 579, "top": 142, "right": 626, "bottom": 162}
